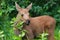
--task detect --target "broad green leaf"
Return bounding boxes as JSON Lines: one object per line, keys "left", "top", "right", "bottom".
{"left": 57, "top": 10, "right": 60, "bottom": 13}
{"left": 0, "top": 10, "right": 2, "bottom": 16}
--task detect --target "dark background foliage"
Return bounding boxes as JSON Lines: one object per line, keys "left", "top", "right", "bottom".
{"left": 0, "top": 0, "right": 60, "bottom": 40}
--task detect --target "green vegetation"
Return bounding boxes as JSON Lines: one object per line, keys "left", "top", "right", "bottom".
{"left": 0, "top": 0, "right": 60, "bottom": 40}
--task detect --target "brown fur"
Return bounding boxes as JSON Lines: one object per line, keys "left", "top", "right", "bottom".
{"left": 23, "top": 16, "right": 56, "bottom": 40}
{"left": 14, "top": 2, "right": 56, "bottom": 40}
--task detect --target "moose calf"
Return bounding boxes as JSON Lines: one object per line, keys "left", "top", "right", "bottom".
{"left": 14, "top": 2, "right": 56, "bottom": 40}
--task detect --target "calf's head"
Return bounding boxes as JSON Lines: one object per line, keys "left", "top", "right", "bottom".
{"left": 15, "top": 2, "right": 32, "bottom": 25}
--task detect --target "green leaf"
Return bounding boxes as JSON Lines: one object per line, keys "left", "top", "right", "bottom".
{"left": 0, "top": 31, "right": 4, "bottom": 34}
{"left": 57, "top": 10, "right": 60, "bottom": 13}
{"left": 0, "top": 10, "right": 2, "bottom": 16}
{"left": 0, "top": 35, "right": 5, "bottom": 38}
{"left": 19, "top": 31, "right": 25, "bottom": 37}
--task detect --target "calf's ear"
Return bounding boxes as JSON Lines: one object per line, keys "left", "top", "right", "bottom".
{"left": 15, "top": 2, "right": 22, "bottom": 11}
{"left": 26, "top": 3, "right": 32, "bottom": 11}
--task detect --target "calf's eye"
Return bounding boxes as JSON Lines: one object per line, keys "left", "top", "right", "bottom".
{"left": 21, "top": 14, "right": 23, "bottom": 17}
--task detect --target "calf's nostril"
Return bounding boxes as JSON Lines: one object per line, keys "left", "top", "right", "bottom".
{"left": 26, "top": 20, "right": 30, "bottom": 25}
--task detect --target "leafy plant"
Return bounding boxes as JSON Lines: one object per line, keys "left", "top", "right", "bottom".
{"left": 35, "top": 32, "right": 48, "bottom": 40}
{"left": 55, "top": 30, "right": 60, "bottom": 40}
{"left": 0, "top": 30, "right": 5, "bottom": 40}
{"left": 11, "top": 17, "right": 26, "bottom": 40}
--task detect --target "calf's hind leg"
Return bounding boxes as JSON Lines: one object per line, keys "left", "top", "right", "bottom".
{"left": 47, "top": 25, "right": 55, "bottom": 40}
{"left": 24, "top": 27, "right": 34, "bottom": 40}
